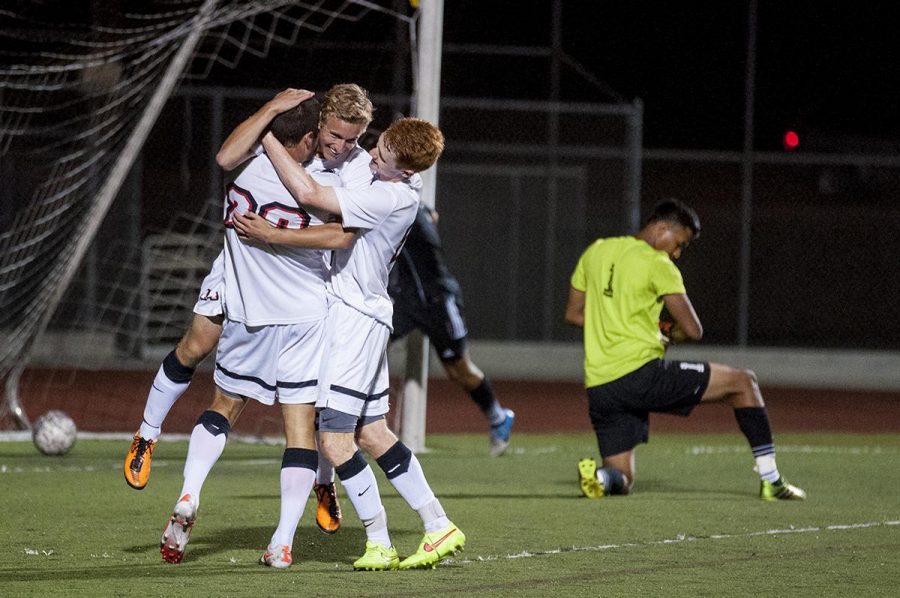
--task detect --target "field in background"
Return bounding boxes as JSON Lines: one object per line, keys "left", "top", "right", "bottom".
{"left": 1, "top": 433, "right": 898, "bottom": 596}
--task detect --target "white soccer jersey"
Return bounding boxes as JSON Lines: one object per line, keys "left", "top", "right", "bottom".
{"left": 328, "top": 175, "right": 422, "bottom": 328}
{"left": 222, "top": 155, "right": 341, "bottom": 325}
{"left": 193, "top": 146, "right": 370, "bottom": 319}
{"left": 308, "top": 145, "right": 373, "bottom": 190}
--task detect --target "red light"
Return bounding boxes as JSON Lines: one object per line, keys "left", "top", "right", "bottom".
{"left": 783, "top": 130, "right": 800, "bottom": 150}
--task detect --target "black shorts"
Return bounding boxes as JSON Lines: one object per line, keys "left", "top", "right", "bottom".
{"left": 587, "top": 358, "right": 711, "bottom": 458}
{"left": 391, "top": 293, "right": 468, "bottom": 362}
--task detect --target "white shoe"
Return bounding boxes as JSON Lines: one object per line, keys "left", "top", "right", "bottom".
{"left": 160, "top": 494, "right": 197, "bottom": 564}
{"left": 260, "top": 543, "right": 293, "bottom": 568}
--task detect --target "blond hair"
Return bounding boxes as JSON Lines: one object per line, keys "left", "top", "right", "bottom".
{"left": 383, "top": 117, "right": 444, "bottom": 172}
{"left": 320, "top": 83, "right": 373, "bottom": 127}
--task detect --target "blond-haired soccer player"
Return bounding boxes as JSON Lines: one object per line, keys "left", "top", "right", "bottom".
{"left": 565, "top": 198, "right": 805, "bottom": 502}
{"left": 126, "top": 85, "right": 373, "bottom": 535}
{"left": 236, "top": 117, "right": 465, "bottom": 571}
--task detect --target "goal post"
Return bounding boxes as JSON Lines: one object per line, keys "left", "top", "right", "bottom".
{"left": 400, "top": 0, "right": 444, "bottom": 453}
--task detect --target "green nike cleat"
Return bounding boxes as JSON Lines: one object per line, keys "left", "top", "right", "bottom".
{"left": 578, "top": 457, "right": 606, "bottom": 498}
{"left": 760, "top": 477, "right": 807, "bottom": 501}
{"left": 398, "top": 524, "right": 465, "bottom": 570}
{"left": 352, "top": 541, "right": 399, "bottom": 571}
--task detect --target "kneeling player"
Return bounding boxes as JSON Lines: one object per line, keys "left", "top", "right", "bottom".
{"left": 565, "top": 199, "right": 806, "bottom": 501}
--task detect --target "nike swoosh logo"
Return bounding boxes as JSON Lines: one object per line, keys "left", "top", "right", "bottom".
{"left": 423, "top": 528, "right": 457, "bottom": 552}
{"left": 387, "top": 464, "right": 400, "bottom": 473}
{"left": 358, "top": 485, "right": 371, "bottom": 497}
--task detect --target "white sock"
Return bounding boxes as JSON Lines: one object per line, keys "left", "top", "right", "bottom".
{"left": 386, "top": 454, "right": 448, "bottom": 532}
{"left": 138, "top": 420, "right": 161, "bottom": 441}
{"left": 361, "top": 508, "right": 390, "bottom": 547}
{"left": 340, "top": 465, "right": 390, "bottom": 546}
{"left": 141, "top": 363, "right": 191, "bottom": 439}
{"left": 596, "top": 468, "right": 610, "bottom": 488}
{"left": 179, "top": 422, "right": 227, "bottom": 507}
{"left": 416, "top": 498, "right": 450, "bottom": 533}
{"left": 270, "top": 466, "right": 316, "bottom": 549}
{"left": 755, "top": 454, "right": 780, "bottom": 483}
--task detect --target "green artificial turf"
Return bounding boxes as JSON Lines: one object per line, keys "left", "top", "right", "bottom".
{"left": 1, "top": 433, "right": 898, "bottom": 597}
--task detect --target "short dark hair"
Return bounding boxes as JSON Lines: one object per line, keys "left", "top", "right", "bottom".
{"left": 269, "top": 97, "right": 321, "bottom": 147}
{"left": 646, "top": 198, "right": 701, "bottom": 238}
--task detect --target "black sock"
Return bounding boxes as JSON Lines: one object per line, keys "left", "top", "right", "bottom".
{"left": 469, "top": 378, "right": 495, "bottom": 416}
{"left": 734, "top": 406, "right": 775, "bottom": 456}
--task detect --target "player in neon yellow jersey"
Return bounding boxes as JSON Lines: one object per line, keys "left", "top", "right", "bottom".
{"left": 566, "top": 198, "right": 805, "bottom": 501}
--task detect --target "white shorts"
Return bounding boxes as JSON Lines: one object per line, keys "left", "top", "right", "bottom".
{"left": 214, "top": 317, "right": 326, "bottom": 405}
{"left": 193, "top": 252, "right": 225, "bottom": 317}
{"left": 317, "top": 300, "right": 391, "bottom": 418}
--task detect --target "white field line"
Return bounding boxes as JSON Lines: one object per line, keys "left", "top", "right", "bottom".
{"left": 452, "top": 520, "right": 900, "bottom": 566}
{"left": 686, "top": 444, "right": 899, "bottom": 456}
{"left": 1, "top": 432, "right": 895, "bottom": 457}
{"left": 20, "top": 520, "right": 899, "bottom": 562}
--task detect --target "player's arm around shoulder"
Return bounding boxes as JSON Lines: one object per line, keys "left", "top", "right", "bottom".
{"left": 262, "top": 132, "right": 342, "bottom": 215}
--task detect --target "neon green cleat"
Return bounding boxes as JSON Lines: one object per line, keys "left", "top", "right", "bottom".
{"left": 577, "top": 457, "right": 606, "bottom": 498}
{"left": 352, "top": 541, "right": 399, "bottom": 571}
{"left": 398, "top": 524, "right": 466, "bottom": 570}
{"left": 760, "top": 477, "right": 807, "bottom": 501}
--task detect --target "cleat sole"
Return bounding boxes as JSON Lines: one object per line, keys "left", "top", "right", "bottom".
{"left": 577, "top": 458, "right": 606, "bottom": 498}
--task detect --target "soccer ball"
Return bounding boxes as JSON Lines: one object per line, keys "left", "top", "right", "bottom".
{"left": 32, "top": 410, "right": 77, "bottom": 456}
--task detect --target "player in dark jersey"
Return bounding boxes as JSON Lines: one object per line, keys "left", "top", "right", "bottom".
{"left": 389, "top": 205, "right": 515, "bottom": 456}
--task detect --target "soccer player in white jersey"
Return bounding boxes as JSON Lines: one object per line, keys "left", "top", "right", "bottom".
{"left": 158, "top": 93, "right": 358, "bottom": 566}
{"left": 243, "top": 117, "right": 466, "bottom": 571}
{"left": 126, "top": 85, "right": 373, "bottom": 534}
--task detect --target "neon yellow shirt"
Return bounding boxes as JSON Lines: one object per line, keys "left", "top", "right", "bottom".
{"left": 570, "top": 236, "right": 686, "bottom": 387}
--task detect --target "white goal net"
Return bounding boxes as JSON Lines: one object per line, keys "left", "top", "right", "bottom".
{"left": 0, "top": 0, "right": 419, "bottom": 430}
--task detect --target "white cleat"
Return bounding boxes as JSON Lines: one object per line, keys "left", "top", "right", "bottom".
{"left": 260, "top": 544, "right": 293, "bottom": 568}
{"left": 160, "top": 494, "right": 197, "bottom": 564}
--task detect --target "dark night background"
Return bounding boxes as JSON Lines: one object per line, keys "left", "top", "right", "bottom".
{"left": 199, "top": 1, "right": 900, "bottom": 152}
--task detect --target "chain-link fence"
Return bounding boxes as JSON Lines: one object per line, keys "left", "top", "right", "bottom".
{"left": 434, "top": 110, "right": 900, "bottom": 350}
{"left": 34, "top": 88, "right": 900, "bottom": 357}
{"left": 639, "top": 151, "right": 900, "bottom": 349}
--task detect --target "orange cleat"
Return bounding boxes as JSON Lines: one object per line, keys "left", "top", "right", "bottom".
{"left": 124, "top": 433, "right": 157, "bottom": 490}
{"left": 314, "top": 482, "right": 342, "bottom": 534}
